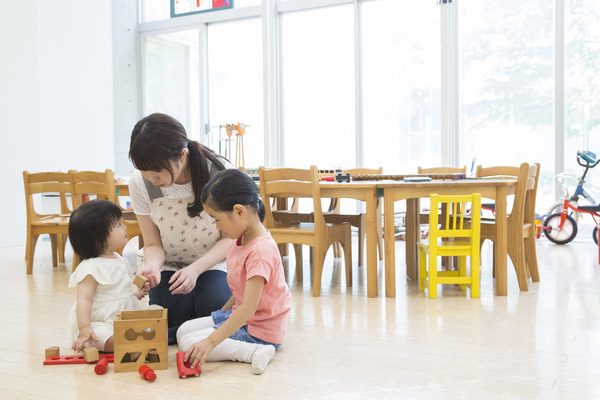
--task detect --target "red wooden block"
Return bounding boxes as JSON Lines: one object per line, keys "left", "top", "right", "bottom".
{"left": 176, "top": 351, "right": 201, "bottom": 378}
{"left": 43, "top": 353, "right": 114, "bottom": 366}
{"left": 94, "top": 357, "right": 109, "bottom": 375}
{"left": 139, "top": 364, "right": 156, "bottom": 382}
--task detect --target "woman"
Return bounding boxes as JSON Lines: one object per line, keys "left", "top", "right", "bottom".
{"left": 128, "top": 113, "right": 232, "bottom": 344}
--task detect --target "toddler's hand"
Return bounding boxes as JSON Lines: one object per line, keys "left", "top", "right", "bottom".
{"left": 73, "top": 327, "right": 98, "bottom": 352}
{"left": 135, "top": 287, "right": 148, "bottom": 300}
{"left": 137, "top": 264, "right": 161, "bottom": 288}
{"left": 185, "top": 338, "right": 215, "bottom": 369}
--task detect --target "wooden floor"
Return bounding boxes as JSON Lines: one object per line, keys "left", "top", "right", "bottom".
{"left": 2, "top": 232, "right": 600, "bottom": 399}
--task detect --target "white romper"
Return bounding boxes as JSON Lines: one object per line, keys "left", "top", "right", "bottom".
{"left": 68, "top": 254, "right": 148, "bottom": 350}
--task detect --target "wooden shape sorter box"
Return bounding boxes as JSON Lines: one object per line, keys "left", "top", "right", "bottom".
{"left": 114, "top": 309, "right": 168, "bottom": 373}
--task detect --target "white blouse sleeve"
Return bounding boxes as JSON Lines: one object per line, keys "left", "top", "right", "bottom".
{"left": 68, "top": 259, "right": 116, "bottom": 288}
{"left": 129, "top": 170, "right": 152, "bottom": 216}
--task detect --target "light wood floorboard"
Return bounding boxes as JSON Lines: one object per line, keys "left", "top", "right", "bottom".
{"left": 1, "top": 232, "right": 600, "bottom": 399}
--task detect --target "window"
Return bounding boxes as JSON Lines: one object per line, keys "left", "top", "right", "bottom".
{"left": 282, "top": 5, "right": 355, "bottom": 168}
{"left": 459, "top": 0, "right": 554, "bottom": 209}
{"left": 363, "top": 0, "right": 441, "bottom": 172}
{"left": 143, "top": 29, "right": 200, "bottom": 137}
{"left": 207, "top": 18, "right": 264, "bottom": 167}
{"left": 140, "top": 0, "right": 170, "bottom": 23}
{"left": 566, "top": 0, "right": 600, "bottom": 192}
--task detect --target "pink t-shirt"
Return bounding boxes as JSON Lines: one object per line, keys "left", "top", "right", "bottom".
{"left": 226, "top": 232, "right": 292, "bottom": 344}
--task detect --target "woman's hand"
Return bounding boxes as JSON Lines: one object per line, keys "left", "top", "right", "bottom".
{"left": 137, "top": 264, "right": 161, "bottom": 288}
{"left": 185, "top": 337, "right": 215, "bottom": 369}
{"left": 168, "top": 266, "right": 200, "bottom": 294}
{"left": 72, "top": 326, "right": 98, "bottom": 352}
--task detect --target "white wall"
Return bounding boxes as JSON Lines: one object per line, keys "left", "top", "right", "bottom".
{"left": 0, "top": 0, "right": 114, "bottom": 248}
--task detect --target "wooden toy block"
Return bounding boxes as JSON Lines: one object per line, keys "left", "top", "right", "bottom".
{"left": 114, "top": 309, "right": 168, "bottom": 373}
{"left": 43, "top": 353, "right": 114, "bottom": 366}
{"left": 83, "top": 346, "right": 99, "bottom": 362}
{"left": 176, "top": 351, "right": 201, "bottom": 378}
{"left": 94, "top": 357, "right": 109, "bottom": 375}
{"left": 138, "top": 364, "right": 157, "bottom": 382}
{"left": 45, "top": 346, "right": 60, "bottom": 359}
{"left": 133, "top": 274, "right": 148, "bottom": 290}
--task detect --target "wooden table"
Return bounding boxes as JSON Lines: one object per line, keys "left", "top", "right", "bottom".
{"left": 318, "top": 181, "right": 381, "bottom": 298}
{"left": 379, "top": 178, "right": 517, "bottom": 297}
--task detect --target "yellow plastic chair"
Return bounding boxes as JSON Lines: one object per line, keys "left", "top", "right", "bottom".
{"left": 418, "top": 193, "right": 481, "bottom": 299}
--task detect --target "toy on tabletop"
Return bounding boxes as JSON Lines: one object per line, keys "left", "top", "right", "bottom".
{"left": 113, "top": 309, "right": 168, "bottom": 373}
{"left": 132, "top": 274, "right": 148, "bottom": 290}
{"left": 176, "top": 351, "right": 201, "bottom": 379}
{"left": 234, "top": 122, "right": 248, "bottom": 168}
{"left": 138, "top": 364, "right": 157, "bottom": 382}
{"left": 83, "top": 346, "right": 99, "bottom": 362}
{"left": 45, "top": 346, "right": 60, "bottom": 359}
{"left": 334, "top": 168, "right": 351, "bottom": 183}
{"left": 94, "top": 357, "right": 109, "bottom": 375}
{"left": 43, "top": 353, "right": 114, "bottom": 366}
{"left": 224, "top": 124, "right": 234, "bottom": 160}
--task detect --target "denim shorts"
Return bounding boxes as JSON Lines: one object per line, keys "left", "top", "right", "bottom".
{"left": 211, "top": 309, "right": 280, "bottom": 350}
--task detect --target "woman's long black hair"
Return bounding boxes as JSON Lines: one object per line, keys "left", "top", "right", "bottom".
{"left": 129, "top": 113, "right": 227, "bottom": 217}
{"left": 201, "top": 169, "right": 265, "bottom": 222}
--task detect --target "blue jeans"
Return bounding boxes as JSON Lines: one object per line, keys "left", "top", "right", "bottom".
{"left": 149, "top": 269, "right": 231, "bottom": 345}
{"left": 211, "top": 309, "right": 280, "bottom": 349}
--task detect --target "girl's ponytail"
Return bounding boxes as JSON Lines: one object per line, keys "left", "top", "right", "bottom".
{"left": 256, "top": 198, "right": 265, "bottom": 222}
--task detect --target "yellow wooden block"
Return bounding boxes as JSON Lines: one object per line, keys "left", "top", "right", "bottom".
{"left": 83, "top": 346, "right": 99, "bottom": 362}
{"left": 45, "top": 346, "right": 60, "bottom": 359}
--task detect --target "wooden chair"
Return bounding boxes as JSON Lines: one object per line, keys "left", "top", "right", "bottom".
{"left": 417, "top": 166, "right": 467, "bottom": 223}
{"left": 324, "top": 168, "right": 384, "bottom": 266}
{"left": 69, "top": 169, "right": 142, "bottom": 271}
{"left": 476, "top": 163, "right": 531, "bottom": 291}
{"left": 273, "top": 167, "right": 384, "bottom": 268}
{"left": 417, "top": 166, "right": 467, "bottom": 269}
{"left": 418, "top": 193, "right": 481, "bottom": 299}
{"left": 22, "top": 171, "right": 71, "bottom": 274}
{"left": 259, "top": 166, "right": 353, "bottom": 297}
{"left": 523, "top": 163, "right": 541, "bottom": 283}
{"left": 417, "top": 166, "right": 467, "bottom": 175}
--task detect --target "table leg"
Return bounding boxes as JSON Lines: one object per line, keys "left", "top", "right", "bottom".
{"left": 406, "top": 199, "right": 419, "bottom": 280}
{"left": 495, "top": 187, "right": 508, "bottom": 296}
{"left": 365, "top": 192, "right": 378, "bottom": 298}
{"left": 384, "top": 190, "right": 396, "bottom": 297}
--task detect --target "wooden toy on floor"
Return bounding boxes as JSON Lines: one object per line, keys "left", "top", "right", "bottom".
{"left": 94, "top": 357, "right": 109, "bottom": 375}
{"left": 45, "top": 346, "right": 60, "bottom": 359}
{"left": 113, "top": 309, "right": 168, "bottom": 373}
{"left": 43, "top": 353, "right": 114, "bottom": 366}
{"left": 83, "top": 346, "right": 99, "bottom": 362}
{"left": 176, "top": 351, "right": 201, "bottom": 378}
{"left": 138, "top": 364, "right": 157, "bottom": 382}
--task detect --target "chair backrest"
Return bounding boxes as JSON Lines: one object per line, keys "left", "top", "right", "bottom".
{"left": 428, "top": 193, "right": 481, "bottom": 247}
{"left": 524, "top": 163, "right": 540, "bottom": 225}
{"left": 418, "top": 166, "right": 466, "bottom": 174}
{"left": 476, "top": 163, "right": 530, "bottom": 227}
{"left": 69, "top": 169, "right": 117, "bottom": 209}
{"left": 22, "top": 171, "right": 71, "bottom": 221}
{"left": 259, "top": 166, "right": 325, "bottom": 232}
{"left": 344, "top": 167, "right": 383, "bottom": 175}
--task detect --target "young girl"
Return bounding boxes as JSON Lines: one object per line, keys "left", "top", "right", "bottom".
{"left": 68, "top": 199, "right": 149, "bottom": 352}
{"left": 176, "top": 169, "right": 292, "bottom": 375}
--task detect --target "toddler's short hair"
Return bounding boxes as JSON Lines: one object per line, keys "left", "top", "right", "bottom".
{"left": 68, "top": 200, "right": 122, "bottom": 260}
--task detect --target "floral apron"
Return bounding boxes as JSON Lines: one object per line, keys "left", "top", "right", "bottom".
{"left": 142, "top": 179, "right": 226, "bottom": 272}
